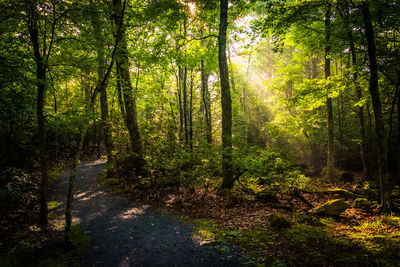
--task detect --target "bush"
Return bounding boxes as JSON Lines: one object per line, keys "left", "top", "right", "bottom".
{"left": 0, "top": 168, "right": 39, "bottom": 217}
{"left": 232, "top": 145, "right": 308, "bottom": 193}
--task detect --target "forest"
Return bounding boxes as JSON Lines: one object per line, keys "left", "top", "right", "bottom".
{"left": 1, "top": 0, "right": 400, "bottom": 266}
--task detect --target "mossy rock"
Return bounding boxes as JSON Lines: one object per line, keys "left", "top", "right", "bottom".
{"left": 256, "top": 190, "right": 279, "bottom": 203}
{"left": 314, "top": 199, "right": 349, "bottom": 216}
{"left": 353, "top": 198, "right": 371, "bottom": 210}
{"left": 269, "top": 213, "right": 291, "bottom": 230}
{"left": 296, "top": 214, "right": 327, "bottom": 227}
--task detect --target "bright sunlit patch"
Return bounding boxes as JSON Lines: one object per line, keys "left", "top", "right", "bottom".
{"left": 118, "top": 205, "right": 149, "bottom": 219}
{"left": 76, "top": 191, "right": 106, "bottom": 201}
{"left": 187, "top": 2, "right": 196, "bottom": 14}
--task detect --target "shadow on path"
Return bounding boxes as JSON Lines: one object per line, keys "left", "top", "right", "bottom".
{"left": 51, "top": 160, "right": 247, "bottom": 267}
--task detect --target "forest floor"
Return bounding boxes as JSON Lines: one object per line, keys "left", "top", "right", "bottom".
{"left": 103, "top": 168, "right": 400, "bottom": 266}
{"left": 1, "top": 160, "right": 400, "bottom": 266}
{"left": 48, "top": 159, "right": 249, "bottom": 266}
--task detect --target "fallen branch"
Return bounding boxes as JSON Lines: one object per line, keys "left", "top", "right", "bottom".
{"left": 236, "top": 176, "right": 253, "bottom": 195}
{"left": 223, "top": 170, "right": 246, "bottom": 189}
{"left": 293, "top": 188, "right": 314, "bottom": 208}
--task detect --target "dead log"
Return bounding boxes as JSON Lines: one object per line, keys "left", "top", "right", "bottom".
{"left": 292, "top": 188, "right": 314, "bottom": 208}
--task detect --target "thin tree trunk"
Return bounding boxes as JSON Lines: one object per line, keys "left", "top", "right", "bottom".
{"left": 183, "top": 67, "right": 189, "bottom": 145}
{"left": 65, "top": 114, "right": 90, "bottom": 243}
{"left": 27, "top": 4, "right": 49, "bottom": 226}
{"left": 388, "top": 85, "right": 399, "bottom": 141}
{"left": 91, "top": 3, "right": 113, "bottom": 162}
{"left": 189, "top": 69, "right": 193, "bottom": 151}
{"left": 65, "top": 0, "right": 124, "bottom": 242}
{"left": 367, "top": 100, "right": 373, "bottom": 153}
{"left": 200, "top": 59, "right": 212, "bottom": 144}
{"left": 325, "top": 3, "right": 335, "bottom": 180}
{"left": 362, "top": 0, "right": 391, "bottom": 211}
{"left": 53, "top": 91, "right": 57, "bottom": 114}
{"left": 347, "top": 20, "right": 369, "bottom": 180}
{"left": 398, "top": 88, "right": 400, "bottom": 183}
{"left": 219, "top": 0, "right": 233, "bottom": 188}
{"left": 199, "top": 60, "right": 205, "bottom": 137}
{"left": 178, "top": 67, "right": 184, "bottom": 143}
{"left": 337, "top": 97, "right": 343, "bottom": 154}
{"left": 116, "top": 61, "right": 126, "bottom": 122}
{"left": 200, "top": 28, "right": 212, "bottom": 144}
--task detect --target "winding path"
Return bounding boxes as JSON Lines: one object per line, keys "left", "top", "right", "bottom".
{"left": 51, "top": 160, "right": 247, "bottom": 267}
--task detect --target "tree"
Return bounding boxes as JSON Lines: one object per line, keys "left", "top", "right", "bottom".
{"left": 361, "top": 0, "right": 391, "bottom": 211}
{"left": 90, "top": 1, "right": 113, "bottom": 163}
{"left": 324, "top": 2, "right": 335, "bottom": 180}
{"left": 25, "top": 0, "right": 58, "bottom": 226}
{"left": 219, "top": 0, "right": 234, "bottom": 188}
{"left": 113, "top": 0, "right": 146, "bottom": 176}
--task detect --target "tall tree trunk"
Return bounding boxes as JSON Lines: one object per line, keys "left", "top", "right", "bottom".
{"left": 200, "top": 59, "right": 212, "bottom": 144}
{"left": 116, "top": 61, "right": 126, "bottom": 122}
{"left": 219, "top": 0, "right": 233, "bottom": 188}
{"left": 27, "top": 4, "right": 49, "bottom": 226}
{"left": 36, "top": 59, "right": 49, "bottom": 226}
{"left": 388, "top": 84, "right": 399, "bottom": 141}
{"left": 200, "top": 28, "right": 212, "bottom": 144}
{"left": 91, "top": 3, "right": 113, "bottom": 162}
{"left": 348, "top": 28, "right": 369, "bottom": 180}
{"left": 367, "top": 100, "right": 373, "bottom": 153}
{"left": 113, "top": 0, "right": 146, "bottom": 175}
{"left": 362, "top": 0, "right": 391, "bottom": 211}
{"left": 189, "top": 69, "right": 193, "bottom": 151}
{"left": 177, "top": 67, "right": 184, "bottom": 142}
{"left": 398, "top": 88, "right": 400, "bottom": 183}
{"left": 337, "top": 97, "right": 343, "bottom": 154}
{"left": 325, "top": 3, "right": 335, "bottom": 180}
{"left": 183, "top": 67, "right": 189, "bottom": 145}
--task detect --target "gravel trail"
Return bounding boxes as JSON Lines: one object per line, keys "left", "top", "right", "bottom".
{"left": 51, "top": 160, "right": 247, "bottom": 267}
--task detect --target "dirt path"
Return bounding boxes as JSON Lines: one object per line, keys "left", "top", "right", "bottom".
{"left": 51, "top": 160, "right": 247, "bottom": 267}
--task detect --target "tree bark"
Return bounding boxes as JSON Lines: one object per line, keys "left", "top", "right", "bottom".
{"left": 189, "top": 69, "right": 193, "bottom": 151}
{"left": 27, "top": 2, "right": 49, "bottom": 226}
{"left": 91, "top": 2, "right": 113, "bottom": 162}
{"left": 398, "top": 87, "right": 400, "bottom": 183}
{"left": 200, "top": 29, "right": 212, "bottom": 144}
{"left": 113, "top": 0, "right": 146, "bottom": 175}
{"left": 219, "top": 0, "right": 233, "bottom": 188}
{"left": 325, "top": 3, "right": 335, "bottom": 180}
{"left": 177, "top": 67, "right": 184, "bottom": 142}
{"left": 183, "top": 66, "right": 189, "bottom": 145}
{"left": 200, "top": 59, "right": 212, "bottom": 144}
{"left": 362, "top": 0, "right": 391, "bottom": 211}
{"left": 116, "top": 61, "right": 126, "bottom": 122}
{"left": 348, "top": 26, "right": 369, "bottom": 180}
